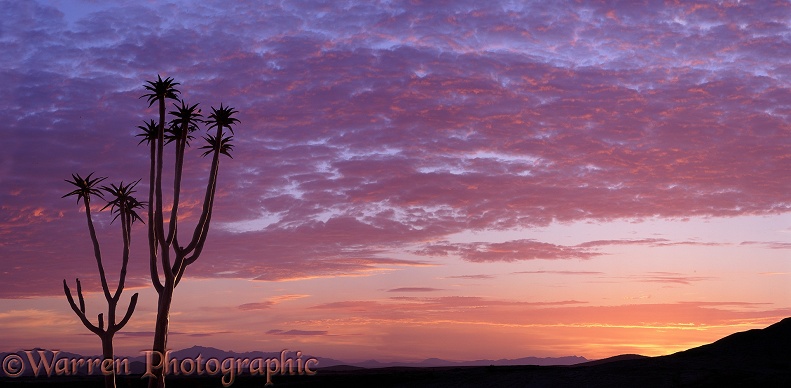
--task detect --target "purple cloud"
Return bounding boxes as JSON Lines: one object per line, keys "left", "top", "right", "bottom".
{"left": 2, "top": 0, "right": 791, "bottom": 297}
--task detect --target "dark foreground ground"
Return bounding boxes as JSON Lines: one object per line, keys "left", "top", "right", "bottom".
{"left": 2, "top": 361, "right": 790, "bottom": 388}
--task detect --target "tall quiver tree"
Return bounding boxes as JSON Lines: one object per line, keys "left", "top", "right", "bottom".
{"left": 140, "top": 76, "right": 238, "bottom": 388}
{"left": 62, "top": 174, "right": 143, "bottom": 388}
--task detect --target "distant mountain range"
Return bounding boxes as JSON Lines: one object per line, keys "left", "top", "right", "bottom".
{"left": 342, "top": 355, "right": 587, "bottom": 369}
{"left": 0, "top": 345, "right": 586, "bottom": 376}
{"left": 3, "top": 317, "right": 789, "bottom": 386}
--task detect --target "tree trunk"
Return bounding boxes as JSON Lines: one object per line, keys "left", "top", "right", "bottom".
{"left": 101, "top": 334, "right": 116, "bottom": 388}
{"left": 148, "top": 283, "right": 174, "bottom": 388}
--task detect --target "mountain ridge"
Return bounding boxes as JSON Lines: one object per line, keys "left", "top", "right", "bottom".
{"left": 0, "top": 346, "right": 588, "bottom": 369}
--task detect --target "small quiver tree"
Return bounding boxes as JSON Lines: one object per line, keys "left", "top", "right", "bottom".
{"left": 62, "top": 173, "right": 144, "bottom": 388}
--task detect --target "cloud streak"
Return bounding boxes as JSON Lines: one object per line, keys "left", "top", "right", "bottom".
{"left": 387, "top": 287, "right": 444, "bottom": 293}
{"left": 417, "top": 237, "right": 730, "bottom": 263}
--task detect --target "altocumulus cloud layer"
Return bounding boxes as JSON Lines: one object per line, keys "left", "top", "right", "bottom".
{"left": 2, "top": 0, "right": 791, "bottom": 297}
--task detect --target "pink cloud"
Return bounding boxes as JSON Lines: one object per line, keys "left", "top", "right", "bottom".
{"left": 418, "top": 239, "right": 600, "bottom": 262}
{"left": 740, "top": 241, "right": 791, "bottom": 250}
{"left": 237, "top": 301, "right": 275, "bottom": 311}
{"left": 512, "top": 270, "right": 604, "bottom": 275}
{"left": 416, "top": 237, "right": 733, "bottom": 263}
{"left": 630, "top": 272, "right": 715, "bottom": 286}
{"left": 266, "top": 329, "right": 328, "bottom": 336}
{"left": 445, "top": 274, "right": 496, "bottom": 280}
{"left": 387, "top": 287, "right": 443, "bottom": 293}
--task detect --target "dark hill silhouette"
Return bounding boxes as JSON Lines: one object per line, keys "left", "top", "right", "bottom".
{"left": 668, "top": 316, "right": 791, "bottom": 367}
{"left": 555, "top": 317, "right": 791, "bottom": 387}
{"left": 575, "top": 353, "right": 649, "bottom": 367}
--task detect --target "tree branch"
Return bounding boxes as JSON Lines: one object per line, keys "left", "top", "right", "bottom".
{"left": 155, "top": 97, "right": 173, "bottom": 279}
{"left": 76, "top": 278, "right": 86, "bottom": 313}
{"left": 166, "top": 122, "right": 188, "bottom": 246}
{"left": 63, "top": 280, "right": 102, "bottom": 336}
{"left": 148, "top": 134, "right": 163, "bottom": 294}
{"left": 114, "top": 208, "right": 131, "bottom": 301}
{"left": 179, "top": 124, "right": 223, "bottom": 256}
{"left": 83, "top": 199, "right": 112, "bottom": 302}
{"left": 114, "top": 293, "right": 138, "bottom": 333}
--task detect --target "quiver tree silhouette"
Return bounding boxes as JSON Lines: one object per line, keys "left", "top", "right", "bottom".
{"left": 140, "top": 75, "right": 238, "bottom": 388}
{"left": 62, "top": 173, "right": 143, "bottom": 388}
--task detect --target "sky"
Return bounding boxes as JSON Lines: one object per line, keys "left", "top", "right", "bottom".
{"left": 1, "top": 0, "right": 790, "bottom": 363}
